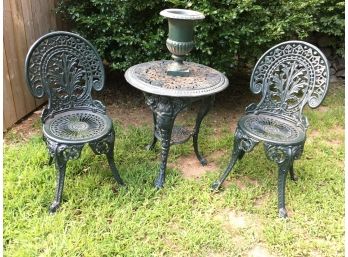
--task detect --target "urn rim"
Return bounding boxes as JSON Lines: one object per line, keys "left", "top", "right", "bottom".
{"left": 160, "top": 9, "right": 205, "bottom": 20}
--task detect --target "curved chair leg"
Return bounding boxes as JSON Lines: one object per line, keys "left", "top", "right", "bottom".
{"left": 238, "top": 150, "right": 245, "bottom": 160}
{"left": 193, "top": 95, "right": 215, "bottom": 166}
{"left": 264, "top": 144, "right": 290, "bottom": 218}
{"left": 44, "top": 138, "right": 83, "bottom": 213}
{"left": 43, "top": 136, "right": 54, "bottom": 166}
{"left": 277, "top": 160, "right": 290, "bottom": 218}
{"left": 89, "top": 129, "right": 124, "bottom": 186}
{"left": 264, "top": 144, "right": 303, "bottom": 218}
{"left": 289, "top": 163, "right": 298, "bottom": 181}
{"left": 50, "top": 157, "right": 67, "bottom": 213}
{"left": 146, "top": 113, "right": 158, "bottom": 150}
{"left": 289, "top": 143, "right": 304, "bottom": 181}
{"left": 106, "top": 152, "right": 124, "bottom": 186}
{"left": 47, "top": 142, "right": 84, "bottom": 213}
{"left": 48, "top": 156, "right": 53, "bottom": 166}
{"left": 212, "top": 128, "right": 258, "bottom": 191}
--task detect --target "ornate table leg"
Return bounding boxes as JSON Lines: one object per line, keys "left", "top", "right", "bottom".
{"left": 146, "top": 113, "right": 158, "bottom": 150}
{"left": 193, "top": 95, "right": 215, "bottom": 165}
{"left": 156, "top": 124, "right": 174, "bottom": 188}
{"left": 144, "top": 93, "right": 188, "bottom": 188}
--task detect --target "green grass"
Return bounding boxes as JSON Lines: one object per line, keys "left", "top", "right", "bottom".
{"left": 4, "top": 84, "right": 344, "bottom": 257}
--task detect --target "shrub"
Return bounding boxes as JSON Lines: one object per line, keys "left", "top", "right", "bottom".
{"left": 58, "top": 0, "right": 344, "bottom": 75}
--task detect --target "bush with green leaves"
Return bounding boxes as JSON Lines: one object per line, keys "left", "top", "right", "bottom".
{"left": 58, "top": 0, "right": 344, "bottom": 75}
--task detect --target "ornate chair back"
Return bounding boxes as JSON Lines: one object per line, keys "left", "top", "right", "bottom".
{"left": 247, "top": 41, "right": 329, "bottom": 128}
{"left": 25, "top": 31, "right": 106, "bottom": 121}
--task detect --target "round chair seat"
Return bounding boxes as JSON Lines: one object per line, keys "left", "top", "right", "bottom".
{"left": 43, "top": 110, "right": 113, "bottom": 144}
{"left": 238, "top": 114, "right": 306, "bottom": 145}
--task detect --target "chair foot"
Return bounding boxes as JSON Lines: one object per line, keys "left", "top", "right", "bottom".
{"left": 211, "top": 180, "right": 222, "bottom": 191}
{"left": 49, "top": 200, "right": 61, "bottom": 214}
{"left": 199, "top": 157, "right": 208, "bottom": 166}
{"left": 155, "top": 175, "right": 165, "bottom": 189}
{"left": 146, "top": 143, "right": 156, "bottom": 151}
{"left": 290, "top": 174, "right": 298, "bottom": 181}
{"left": 278, "top": 207, "right": 288, "bottom": 218}
{"left": 107, "top": 156, "right": 125, "bottom": 186}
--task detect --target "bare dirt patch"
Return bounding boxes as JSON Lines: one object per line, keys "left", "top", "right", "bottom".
{"left": 254, "top": 193, "right": 270, "bottom": 209}
{"left": 326, "top": 125, "right": 344, "bottom": 148}
{"left": 170, "top": 149, "right": 228, "bottom": 179}
{"left": 206, "top": 252, "right": 227, "bottom": 257}
{"left": 170, "top": 154, "right": 219, "bottom": 179}
{"left": 213, "top": 208, "right": 278, "bottom": 256}
{"left": 234, "top": 179, "right": 247, "bottom": 189}
{"left": 327, "top": 139, "right": 343, "bottom": 148}
{"left": 244, "top": 176, "right": 260, "bottom": 186}
{"left": 226, "top": 210, "right": 249, "bottom": 229}
{"left": 214, "top": 209, "right": 262, "bottom": 234}
{"left": 247, "top": 245, "right": 276, "bottom": 257}
{"left": 108, "top": 104, "right": 153, "bottom": 127}
{"left": 308, "top": 129, "right": 321, "bottom": 138}
{"left": 214, "top": 209, "right": 267, "bottom": 254}
{"left": 317, "top": 106, "right": 329, "bottom": 112}
{"left": 229, "top": 176, "right": 260, "bottom": 190}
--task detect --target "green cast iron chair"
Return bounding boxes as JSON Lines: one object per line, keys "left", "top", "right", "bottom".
{"left": 212, "top": 41, "right": 329, "bottom": 218}
{"left": 25, "top": 31, "right": 124, "bottom": 213}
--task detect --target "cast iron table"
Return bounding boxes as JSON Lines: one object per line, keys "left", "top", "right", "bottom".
{"left": 125, "top": 60, "right": 229, "bottom": 188}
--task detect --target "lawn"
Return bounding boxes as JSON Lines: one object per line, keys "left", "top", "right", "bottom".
{"left": 3, "top": 81, "right": 344, "bottom": 257}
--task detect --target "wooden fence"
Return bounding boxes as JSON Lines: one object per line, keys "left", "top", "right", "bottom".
{"left": 3, "top": 0, "right": 64, "bottom": 130}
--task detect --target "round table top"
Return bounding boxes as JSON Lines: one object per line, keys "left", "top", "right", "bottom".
{"left": 124, "top": 60, "right": 229, "bottom": 97}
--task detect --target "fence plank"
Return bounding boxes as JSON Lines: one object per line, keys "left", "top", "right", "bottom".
{"left": 39, "top": 0, "right": 50, "bottom": 32}
{"left": 4, "top": 0, "right": 27, "bottom": 119}
{"left": 49, "top": 0, "right": 57, "bottom": 30}
{"left": 10, "top": 0, "right": 37, "bottom": 111}
{"left": 33, "top": 0, "right": 51, "bottom": 107}
{"left": 20, "top": 0, "right": 45, "bottom": 107}
{"left": 4, "top": 0, "right": 61, "bottom": 129}
{"left": 21, "top": 0, "right": 36, "bottom": 48}
{"left": 3, "top": 49, "right": 18, "bottom": 129}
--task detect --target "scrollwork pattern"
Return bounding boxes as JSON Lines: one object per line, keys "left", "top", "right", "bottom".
{"left": 44, "top": 136, "right": 84, "bottom": 163}
{"left": 134, "top": 61, "right": 224, "bottom": 91}
{"left": 264, "top": 143, "right": 304, "bottom": 164}
{"left": 144, "top": 93, "right": 192, "bottom": 139}
{"left": 293, "top": 144, "right": 304, "bottom": 160}
{"left": 25, "top": 32, "right": 105, "bottom": 118}
{"left": 89, "top": 130, "right": 115, "bottom": 155}
{"left": 241, "top": 114, "right": 303, "bottom": 143}
{"left": 264, "top": 144, "right": 287, "bottom": 164}
{"left": 235, "top": 128, "right": 259, "bottom": 152}
{"left": 249, "top": 41, "right": 329, "bottom": 121}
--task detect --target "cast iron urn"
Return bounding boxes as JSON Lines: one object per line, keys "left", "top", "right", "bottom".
{"left": 160, "top": 9, "right": 205, "bottom": 77}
